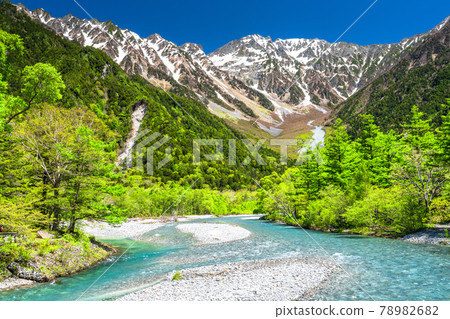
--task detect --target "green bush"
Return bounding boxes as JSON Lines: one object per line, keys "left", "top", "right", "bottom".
{"left": 344, "top": 186, "right": 426, "bottom": 236}
{"left": 172, "top": 271, "right": 182, "bottom": 280}
{"left": 429, "top": 198, "right": 450, "bottom": 224}
{"left": 308, "top": 186, "right": 348, "bottom": 228}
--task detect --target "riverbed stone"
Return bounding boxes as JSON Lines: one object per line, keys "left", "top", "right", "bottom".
{"left": 402, "top": 225, "right": 450, "bottom": 245}
{"left": 117, "top": 257, "right": 339, "bottom": 301}
{"left": 7, "top": 262, "right": 49, "bottom": 282}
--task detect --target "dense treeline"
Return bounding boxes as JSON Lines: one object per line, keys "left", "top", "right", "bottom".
{"left": 258, "top": 106, "right": 450, "bottom": 237}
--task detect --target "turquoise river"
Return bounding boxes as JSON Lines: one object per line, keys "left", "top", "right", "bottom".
{"left": 0, "top": 216, "right": 449, "bottom": 301}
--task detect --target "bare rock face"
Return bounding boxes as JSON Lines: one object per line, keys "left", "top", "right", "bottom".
{"left": 7, "top": 262, "right": 49, "bottom": 283}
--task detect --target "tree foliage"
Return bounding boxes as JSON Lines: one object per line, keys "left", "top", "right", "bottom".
{"left": 260, "top": 105, "right": 450, "bottom": 237}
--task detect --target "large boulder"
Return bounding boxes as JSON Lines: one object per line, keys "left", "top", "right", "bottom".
{"left": 7, "top": 262, "right": 49, "bottom": 282}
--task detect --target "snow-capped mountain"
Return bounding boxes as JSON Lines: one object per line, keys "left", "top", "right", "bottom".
{"left": 337, "top": 17, "right": 450, "bottom": 132}
{"left": 18, "top": 3, "right": 449, "bottom": 136}
{"left": 21, "top": 5, "right": 272, "bottom": 125}
{"left": 208, "top": 17, "right": 449, "bottom": 105}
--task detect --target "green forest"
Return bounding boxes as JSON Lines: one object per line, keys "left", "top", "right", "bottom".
{"left": 259, "top": 109, "right": 450, "bottom": 236}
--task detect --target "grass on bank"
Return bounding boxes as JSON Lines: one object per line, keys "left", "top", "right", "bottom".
{"left": 0, "top": 231, "right": 113, "bottom": 282}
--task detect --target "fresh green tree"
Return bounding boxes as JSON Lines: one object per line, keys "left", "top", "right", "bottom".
{"left": 14, "top": 105, "right": 116, "bottom": 231}
{"left": 294, "top": 150, "right": 324, "bottom": 201}
{"left": 392, "top": 149, "right": 448, "bottom": 211}
{"left": 308, "top": 185, "right": 348, "bottom": 228}
{"left": 5, "top": 63, "right": 65, "bottom": 124}
{"left": 0, "top": 197, "right": 47, "bottom": 235}
{"left": 357, "top": 115, "right": 400, "bottom": 187}
{"left": 0, "top": 29, "right": 23, "bottom": 132}
{"left": 436, "top": 100, "right": 450, "bottom": 166}
{"left": 393, "top": 106, "right": 448, "bottom": 211}
{"left": 64, "top": 125, "right": 116, "bottom": 232}
{"left": 401, "top": 105, "right": 435, "bottom": 152}
{"left": 0, "top": 29, "right": 24, "bottom": 75}
{"left": 322, "top": 119, "right": 360, "bottom": 187}
{"left": 344, "top": 186, "right": 425, "bottom": 235}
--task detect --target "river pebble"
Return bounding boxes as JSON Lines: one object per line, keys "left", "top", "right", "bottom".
{"left": 402, "top": 225, "right": 450, "bottom": 245}
{"left": 0, "top": 278, "right": 35, "bottom": 291}
{"left": 79, "top": 219, "right": 163, "bottom": 239}
{"left": 176, "top": 223, "right": 251, "bottom": 244}
{"left": 118, "top": 257, "right": 339, "bottom": 301}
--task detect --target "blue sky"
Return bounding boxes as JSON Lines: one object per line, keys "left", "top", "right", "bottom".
{"left": 16, "top": 0, "right": 450, "bottom": 53}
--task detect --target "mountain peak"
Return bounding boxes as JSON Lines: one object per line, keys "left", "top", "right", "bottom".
{"left": 31, "top": 7, "right": 49, "bottom": 15}
{"left": 28, "top": 8, "right": 52, "bottom": 23}
{"left": 180, "top": 43, "right": 205, "bottom": 57}
{"left": 146, "top": 33, "right": 163, "bottom": 41}
{"left": 249, "top": 34, "right": 271, "bottom": 40}
{"left": 61, "top": 13, "right": 77, "bottom": 21}
{"left": 434, "top": 15, "right": 450, "bottom": 32}
{"left": 242, "top": 34, "right": 272, "bottom": 44}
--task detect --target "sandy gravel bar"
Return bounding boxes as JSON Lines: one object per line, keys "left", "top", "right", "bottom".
{"left": 402, "top": 225, "right": 450, "bottom": 245}
{"left": 177, "top": 215, "right": 215, "bottom": 221}
{"left": 0, "top": 278, "right": 35, "bottom": 291}
{"left": 118, "top": 257, "right": 338, "bottom": 301}
{"left": 176, "top": 223, "right": 251, "bottom": 244}
{"left": 80, "top": 219, "right": 163, "bottom": 239}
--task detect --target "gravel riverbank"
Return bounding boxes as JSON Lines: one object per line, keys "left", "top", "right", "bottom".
{"left": 79, "top": 216, "right": 220, "bottom": 239}
{"left": 0, "top": 278, "right": 35, "bottom": 291}
{"left": 402, "top": 224, "right": 450, "bottom": 245}
{"left": 117, "top": 257, "right": 339, "bottom": 301}
{"left": 176, "top": 223, "right": 251, "bottom": 244}
{"left": 79, "top": 219, "right": 164, "bottom": 239}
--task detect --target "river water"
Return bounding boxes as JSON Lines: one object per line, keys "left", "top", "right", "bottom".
{"left": 1, "top": 216, "right": 449, "bottom": 301}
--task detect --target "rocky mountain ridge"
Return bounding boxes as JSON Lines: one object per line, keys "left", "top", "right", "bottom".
{"left": 17, "top": 3, "right": 449, "bottom": 136}
{"left": 208, "top": 18, "right": 448, "bottom": 104}
{"left": 336, "top": 16, "right": 450, "bottom": 134}
{"left": 20, "top": 5, "right": 275, "bottom": 127}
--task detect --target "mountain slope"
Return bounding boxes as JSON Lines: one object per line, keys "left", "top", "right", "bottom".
{"left": 13, "top": 2, "right": 449, "bottom": 139}
{"left": 208, "top": 21, "right": 448, "bottom": 106}
{"left": 21, "top": 5, "right": 279, "bottom": 125}
{"left": 335, "top": 17, "right": 450, "bottom": 134}
{"left": 0, "top": 1, "right": 282, "bottom": 189}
